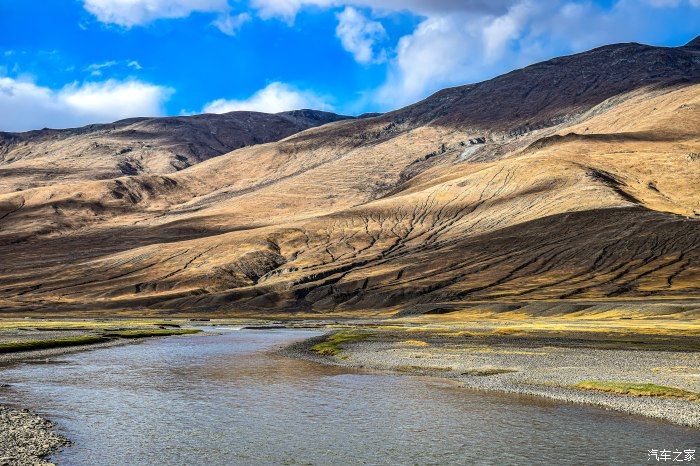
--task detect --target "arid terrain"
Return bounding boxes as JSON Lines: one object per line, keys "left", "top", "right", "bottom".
{"left": 0, "top": 38, "right": 698, "bottom": 319}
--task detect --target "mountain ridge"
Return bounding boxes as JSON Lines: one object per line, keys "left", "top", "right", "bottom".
{"left": 0, "top": 37, "right": 698, "bottom": 316}
{"left": 0, "top": 109, "right": 352, "bottom": 191}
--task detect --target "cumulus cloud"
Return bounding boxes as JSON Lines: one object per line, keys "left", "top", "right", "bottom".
{"left": 82, "top": 0, "right": 512, "bottom": 27}
{"left": 203, "top": 82, "right": 331, "bottom": 114}
{"left": 335, "top": 7, "right": 387, "bottom": 63}
{"left": 482, "top": 2, "right": 533, "bottom": 62}
{"left": 372, "top": 0, "right": 700, "bottom": 108}
{"left": 375, "top": 15, "right": 480, "bottom": 104}
{"left": 69, "top": 0, "right": 700, "bottom": 115}
{"left": 249, "top": 0, "right": 514, "bottom": 22}
{"left": 249, "top": 0, "right": 320, "bottom": 22}
{"left": 0, "top": 77, "right": 173, "bottom": 131}
{"left": 371, "top": 1, "right": 547, "bottom": 106}
{"left": 83, "top": 0, "right": 230, "bottom": 26}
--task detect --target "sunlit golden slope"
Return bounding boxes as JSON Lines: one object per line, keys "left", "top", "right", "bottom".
{"left": 0, "top": 39, "right": 698, "bottom": 315}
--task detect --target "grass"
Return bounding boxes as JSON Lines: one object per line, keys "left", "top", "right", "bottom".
{"left": 492, "top": 327, "right": 523, "bottom": 335}
{"left": 311, "top": 331, "right": 368, "bottom": 356}
{"left": 397, "top": 339, "right": 430, "bottom": 347}
{"left": 0, "top": 328, "right": 203, "bottom": 354}
{"left": 101, "top": 328, "right": 202, "bottom": 339}
{"left": 461, "top": 367, "right": 518, "bottom": 376}
{"left": 575, "top": 381, "right": 700, "bottom": 401}
{"left": 0, "top": 335, "right": 107, "bottom": 353}
{"left": 373, "top": 323, "right": 700, "bottom": 352}
{"left": 0, "top": 319, "right": 188, "bottom": 331}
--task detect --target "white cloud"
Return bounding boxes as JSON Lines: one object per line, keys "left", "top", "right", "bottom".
{"left": 203, "top": 82, "right": 331, "bottom": 114}
{"left": 85, "top": 60, "right": 118, "bottom": 77}
{"left": 86, "top": 60, "right": 117, "bottom": 71}
{"left": 212, "top": 12, "right": 251, "bottom": 35}
{"left": 249, "top": 0, "right": 513, "bottom": 22}
{"left": 85, "top": 59, "right": 144, "bottom": 76}
{"left": 372, "top": 0, "right": 700, "bottom": 108}
{"left": 369, "top": 1, "right": 553, "bottom": 107}
{"left": 335, "top": 7, "right": 387, "bottom": 64}
{"left": 249, "top": 0, "right": 325, "bottom": 23}
{"left": 69, "top": 0, "right": 700, "bottom": 116}
{"left": 83, "top": 0, "right": 229, "bottom": 26}
{"left": 483, "top": 2, "right": 533, "bottom": 62}
{"left": 243, "top": 1, "right": 548, "bottom": 107}
{"left": 0, "top": 77, "right": 173, "bottom": 132}
{"left": 375, "top": 13, "right": 495, "bottom": 107}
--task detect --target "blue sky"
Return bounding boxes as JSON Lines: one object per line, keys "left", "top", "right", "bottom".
{"left": 0, "top": 0, "right": 698, "bottom": 131}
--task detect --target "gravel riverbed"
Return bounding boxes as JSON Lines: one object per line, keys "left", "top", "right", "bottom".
{"left": 0, "top": 406, "right": 69, "bottom": 466}
{"left": 282, "top": 332, "right": 700, "bottom": 428}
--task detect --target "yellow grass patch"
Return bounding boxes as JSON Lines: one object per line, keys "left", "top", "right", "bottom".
{"left": 398, "top": 339, "right": 430, "bottom": 347}
{"left": 575, "top": 381, "right": 699, "bottom": 401}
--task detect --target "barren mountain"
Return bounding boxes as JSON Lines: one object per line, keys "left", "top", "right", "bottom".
{"left": 0, "top": 109, "right": 351, "bottom": 192}
{"left": 0, "top": 38, "right": 698, "bottom": 316}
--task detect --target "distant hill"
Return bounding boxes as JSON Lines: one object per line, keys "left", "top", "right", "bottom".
{"left": 0, "top": 109, "right": 351, "bottom": 191}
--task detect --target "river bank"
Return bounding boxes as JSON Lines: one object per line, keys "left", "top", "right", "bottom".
{"left": 0, "top": 320, "right": 208, "bottom": 464}
{"left": 282, "top": 327, "right": 700, "bottom": 428}
{"left": 0, "top": 341, "right": 137, "bottom": 464}
{"left": 0, "top": 406, "right": 70, "bottom": 466}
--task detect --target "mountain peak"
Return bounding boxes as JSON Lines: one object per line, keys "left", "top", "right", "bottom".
{"left": 685, "top": 35, "right": 700, "bottom": 48}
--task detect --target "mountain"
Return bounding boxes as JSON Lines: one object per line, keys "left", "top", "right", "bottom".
{"left": 0, "top": 109, "right": 351, "bottom": 192}
{"left": 0, "top": 38, "right": 698, "bottom": 316}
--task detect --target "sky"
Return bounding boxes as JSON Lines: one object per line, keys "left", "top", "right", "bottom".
{"left": 0, "top": 0, "right": 698, "bottom": 131}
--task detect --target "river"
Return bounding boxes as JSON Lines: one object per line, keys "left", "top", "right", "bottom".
{"left": 0, "top": 328, "right": 697, "bottom": 465}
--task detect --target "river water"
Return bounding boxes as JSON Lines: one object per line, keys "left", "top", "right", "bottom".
{"left": 0, "top": 328, "right": 697, "bottom": 465}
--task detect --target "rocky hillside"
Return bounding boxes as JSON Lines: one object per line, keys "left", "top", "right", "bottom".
{"left": 0, "top": 109, "right": 351, "bottom": 191}
{"left": 0, "top": 37, "right": 698, "bottom": 316}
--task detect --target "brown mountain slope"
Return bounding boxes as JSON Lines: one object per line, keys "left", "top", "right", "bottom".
{"left": 0, "top": 109, "right": 351, "bottom": 192}
{"left": 0, "top": 39, "right": 698, "bottom": 315}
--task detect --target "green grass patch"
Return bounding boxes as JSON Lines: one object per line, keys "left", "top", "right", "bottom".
{"left": 0, "top": 328, "right": 203, "bottom": 354}
{"left": 0, "top": 335, "right": 107, "bottom": 353}
{"left": 102, "top": 328, "right": 202, "bottom": 339}
{"left": 575, "top": 381, "right": 699, "bottom": 401}
{"left": 311, "top": 331, "right": 368, "bottom": 356}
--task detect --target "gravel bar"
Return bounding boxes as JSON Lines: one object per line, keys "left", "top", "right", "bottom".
{"left": 281, "top": 332, "right": 700, "bottom": 428}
